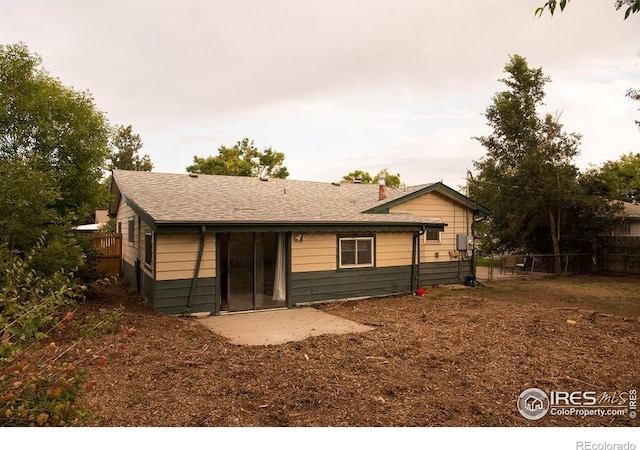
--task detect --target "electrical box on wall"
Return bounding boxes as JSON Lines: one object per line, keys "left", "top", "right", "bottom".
{"left": 456, "top": 234, "right": 470, "bottom": 251}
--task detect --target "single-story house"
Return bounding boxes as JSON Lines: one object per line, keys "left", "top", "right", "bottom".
{"left": 611, "top": 201, "right": 640, "bottom": 236}
{"left": 108, "top": 170, "right": 490, "bottom": 315}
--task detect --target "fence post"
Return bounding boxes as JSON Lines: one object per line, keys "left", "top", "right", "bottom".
{"left": 488, "top": 254, "right": 493, "bottom": 281}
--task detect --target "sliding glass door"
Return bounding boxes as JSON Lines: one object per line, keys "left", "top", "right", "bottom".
{"left": 224, "top": 232, "right": 287, "bottom": 312}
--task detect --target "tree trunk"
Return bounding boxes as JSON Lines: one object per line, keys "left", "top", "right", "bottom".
{"left": 548, "top": 208, "right": 562, "bottom": 275}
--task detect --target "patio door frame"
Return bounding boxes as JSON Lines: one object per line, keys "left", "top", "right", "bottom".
{"left": 215, "top": 231, "right": 290, "bottom": 313}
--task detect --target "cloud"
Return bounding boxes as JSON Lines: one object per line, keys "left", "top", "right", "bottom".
{"left": 1, "top": 0, "right": 638, "bottom": 188}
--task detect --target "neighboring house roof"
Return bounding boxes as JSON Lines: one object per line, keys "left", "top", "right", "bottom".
{"left": 109, "top": 170, "right": 487, "bottom": 232}
{"left": 618, "top": 201, "right": 640, "bottom": 219}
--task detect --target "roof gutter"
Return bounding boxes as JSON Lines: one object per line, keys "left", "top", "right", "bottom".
{"left": 153, "top": 221, "right": 447, "bottom": 234}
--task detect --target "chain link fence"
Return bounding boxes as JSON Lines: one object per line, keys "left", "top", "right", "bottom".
{"left": 476, "top": 253, "right": 593, "bottom": 282}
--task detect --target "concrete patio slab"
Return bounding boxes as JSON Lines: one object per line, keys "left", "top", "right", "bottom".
{"left": 197, "top": 307, "right": 375, "bottom": 346}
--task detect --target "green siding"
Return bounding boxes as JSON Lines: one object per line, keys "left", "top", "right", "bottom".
{"left": 290, "top": 265, "right": 413, "bottom": 304}
{"left": 142, "top": 270, "right": 154, "bottom": 304}
{"left": 420, "top": 260, "right": 471, "bottom": 285}
{"left": 122, "top": 259, "right": 136, "bottom": 290}
{"left": 122, "top": 261, "right": 216, "bottom": 314}
{"left": 154, "top": 278, "right": 217, "bottom": 315}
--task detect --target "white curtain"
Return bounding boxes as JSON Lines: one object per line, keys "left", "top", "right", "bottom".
{"left": 273, "top": 232, "right": 286, "bottom": 302}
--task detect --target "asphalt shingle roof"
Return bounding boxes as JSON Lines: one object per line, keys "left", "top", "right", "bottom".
{"left": 620, "top": 201, "right": 640, "bottom": 218}
{"left": 111, "top": 170, "right": 442, "bottom": 226}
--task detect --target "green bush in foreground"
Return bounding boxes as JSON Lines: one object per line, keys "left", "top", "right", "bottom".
{"left": 0, "top": 243, "right": 89, "bottom": 426}
{"left": 0, "top": 243, "right": 85, "bottom": 356}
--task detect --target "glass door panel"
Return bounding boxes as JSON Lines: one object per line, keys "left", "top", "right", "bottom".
{"left": 225, "top": 232, "right": 286, "bottom": 311}
{"left": 227, "top": 232, "right": 254, "bottom": 312}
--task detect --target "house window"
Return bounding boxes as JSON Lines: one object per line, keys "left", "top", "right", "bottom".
{"left": 128, "top": 218, "right": 135, "bottom": 244}
{"left": 144, "top": 233, "right": 153, "bottom": 268}
{"left": 339, "top": 237, "right": 374, "bottom": 268}
{"left": 117, "top": 221, "right": 122, "bottom": 234}
{"left": 425, "top": 230, "right": 441, "bottom": 242}
{"left": 424, "top": 219, "right": 442, "bottom": 243}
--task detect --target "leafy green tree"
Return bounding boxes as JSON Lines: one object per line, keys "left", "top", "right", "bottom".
{"left": 342, "top": 170, "right": 373, "bottom": 184}
{"left": 187, "top": 138, "right": 289, "bottom": 178}
{"left": 0, "top": 43, "right": 110, "bottom": 222}
{"left": 99, "top": 124, "right": 153, "bottom": 213}
{"left": 341, "top": 169, "right": 402, "bottom": 188}
{"left": 470, "top": 55, "right": 609, "bottom": 273}
{"left": 581, "top": 152, "right": 640, "bottom": 204}
{"left": 0, "top": 159, "right": 59, "bottom": 251}
{"left": 0, "top": 43, "right": 110, "bottom": 279}
{"left": 109, "top": 125, "right": 153, "bottom": 171}
{"left": 375, "top": 169, "right": 402, "bottom": 189}
{"left": 535, "top": 0, "right": 639, "bottom": 19}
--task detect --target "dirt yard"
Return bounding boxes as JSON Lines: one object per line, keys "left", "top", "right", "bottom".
{"left": 76, "top": 275, "right": 639, "bottom": 427}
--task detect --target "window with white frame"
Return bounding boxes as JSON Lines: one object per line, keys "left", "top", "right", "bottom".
{"left": 424, "top": 219, "right": 442, "bottom": 243}
{"left": 339, "top": 236, "right": 374, "bottom": 268}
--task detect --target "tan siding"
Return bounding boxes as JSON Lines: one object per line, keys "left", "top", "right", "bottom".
{"left": 117, "top": 199, "right": 139, "bottom": 266}
{"left": 155, "top": 233, "right": 216, "bottom": 281}
{"left": 376, "top": 232, "right": 414, "bottom": 267}
{"left": 116, "top": 198, "right": 156, "bottom": 277}
{"left": 292, "top": 232, "right": 416, "bottom": 272}
{"left": 291, "top": 233, "right": 336, "bottom": 273}
{"left": 390, "top": 191, "right": 473, "bottom": 263}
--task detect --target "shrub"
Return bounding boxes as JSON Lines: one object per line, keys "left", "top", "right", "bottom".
{"left": 0, "top": 242, "right": 88, "bottom": 426}
{"left": 0, "top": 330, "right": 89, "bottom": 426}
{"left": 0, "top": 243, "right": 85, "bottom": 356}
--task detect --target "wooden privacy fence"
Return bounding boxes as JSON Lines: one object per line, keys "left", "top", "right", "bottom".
{"left": 90, "top": 233, "right": 122, "bottom": 276}
{"left": 596, "top": 236, "right": 640, "bottom": 276}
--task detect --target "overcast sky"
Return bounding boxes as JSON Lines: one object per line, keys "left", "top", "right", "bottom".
{"left": 1, "top": 0, "right": 638, "bottom": 189}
